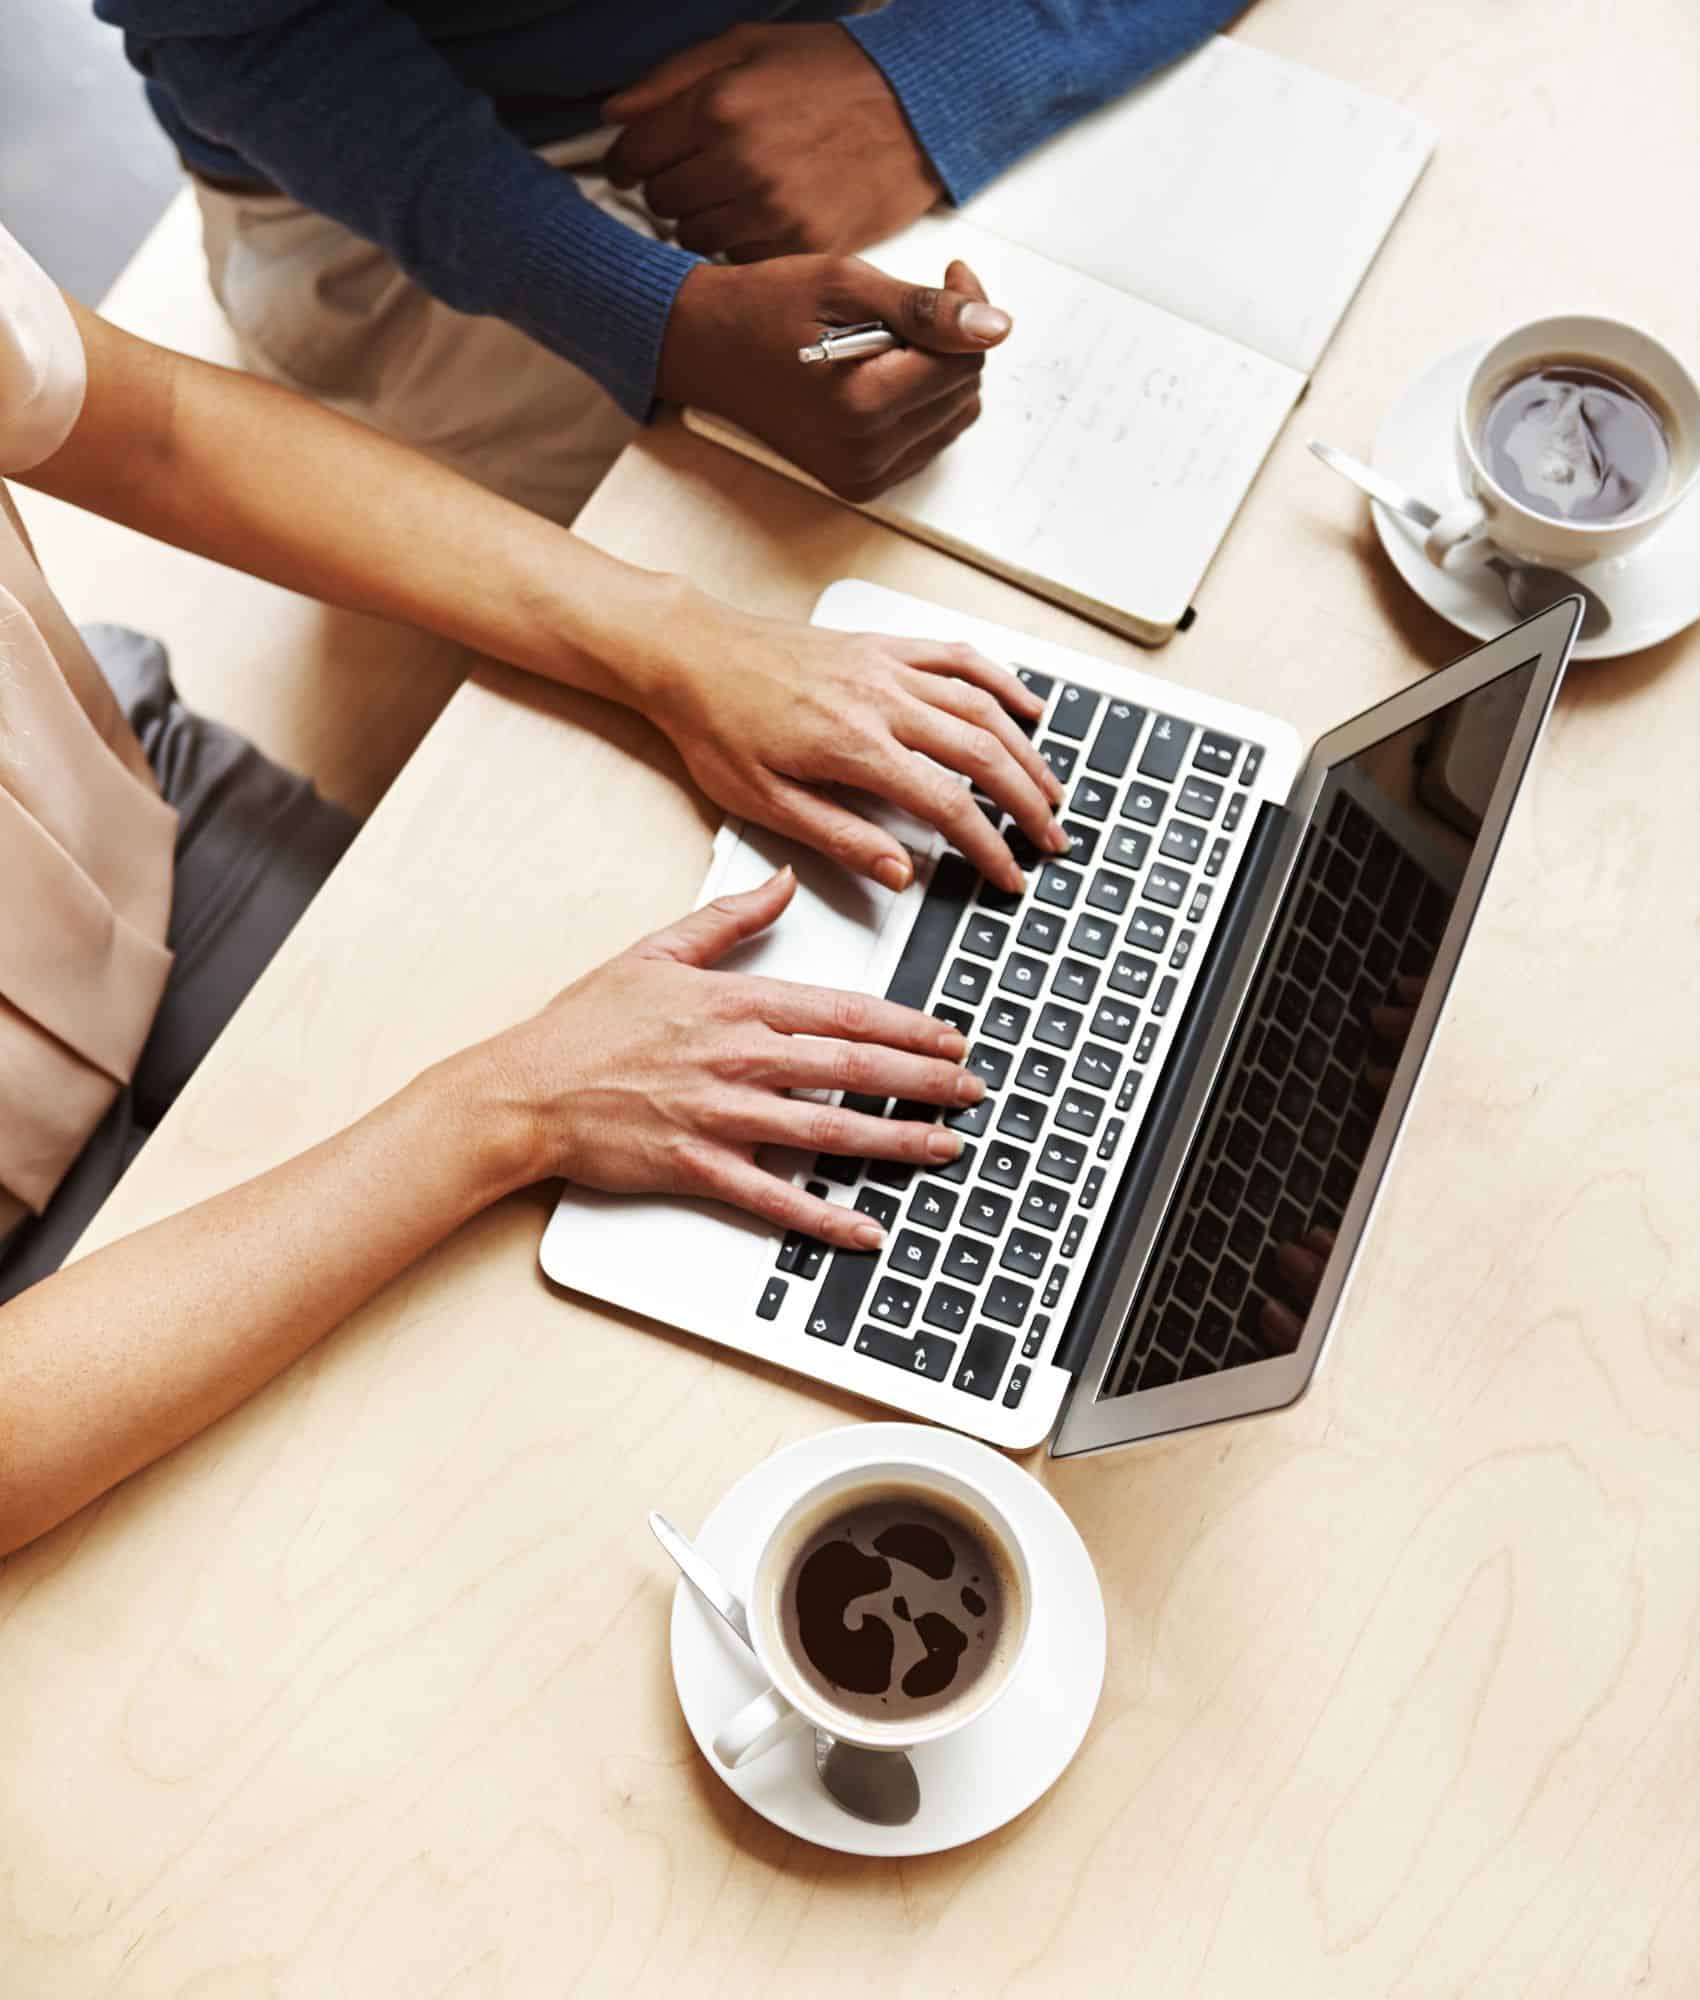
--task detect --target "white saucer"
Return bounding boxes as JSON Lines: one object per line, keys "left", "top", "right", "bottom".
{"left": 668, "top": 1422, "right": 1106, "bottom": 1858}
{"left": 1371, "top": 340, "right": 1700, "bottom": 661}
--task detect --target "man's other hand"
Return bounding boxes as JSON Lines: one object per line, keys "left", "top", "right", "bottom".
{"left": 605, "top": 24, "right": 941, "bottom": 261}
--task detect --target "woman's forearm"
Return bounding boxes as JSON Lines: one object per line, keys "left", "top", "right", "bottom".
{"left": 0, "top": 1045, "right": 536, "bottom": 1558}
{"left": 24, "top": 297, "right": 691, "bottom": 710}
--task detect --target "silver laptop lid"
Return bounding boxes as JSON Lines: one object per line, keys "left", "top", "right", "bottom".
{"left": 1051, "top": 600, "right": 1581, "bottom": 1458}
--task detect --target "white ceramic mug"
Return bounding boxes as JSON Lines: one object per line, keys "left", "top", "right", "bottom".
{"left": 711, "top": 1453, "right": 1033, "bottom": 1770}
{"left": 1425, "top": 313, "right": 1700, "bottom": 573}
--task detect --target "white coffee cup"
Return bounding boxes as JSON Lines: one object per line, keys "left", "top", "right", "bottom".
{"left": 1425, "top": 313, "right": 1700, "bottom": 574}
{"left": 711, "top": 1452, "right": 1033, "bottom": 1770}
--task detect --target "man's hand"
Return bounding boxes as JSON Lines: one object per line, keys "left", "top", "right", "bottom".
{"left": 658, "top": 254, "right": 1010, "bottom": 501}
{"left": 605, "top": 23, "right": 941, "bottom": 261}
{"left": 493, "top": 869, "right": 986, "bottom": 1248}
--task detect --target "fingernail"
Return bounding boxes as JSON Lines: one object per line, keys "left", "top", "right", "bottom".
{"left": 936, "top": 1027, "right": 968, "bottom": 1059}
{"left": 956, "top": 1071, "right": 987, "bottom": 1104}
{"left": 852, "top": 1221, "right": 884, "bottom": 1250}
{"left": 961, "top": 303, "right": 1012, "bottom": 343}
{"left": 926, "top": 1129, "right": 964, "bottom": 1162}
{"left": 874, "top": 856, "right": 910, "bottom": 893}
{"left": 1046, "top": 821, "right": 1070, "bottom": 853}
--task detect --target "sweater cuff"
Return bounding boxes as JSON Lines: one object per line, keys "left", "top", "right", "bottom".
{"left": 844, "top": 6, "right": 1058, "bottom": 206}
{"left": 512, "top": 207, "right": 703, "bottom": 422}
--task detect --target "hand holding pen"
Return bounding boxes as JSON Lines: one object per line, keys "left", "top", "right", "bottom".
{"left": 659, "top": 254, "right": 1012, "bottom": 501}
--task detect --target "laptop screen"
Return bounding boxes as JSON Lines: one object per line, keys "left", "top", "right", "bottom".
{"left": 1102, "top": 655, "right": 1541, "bottom": 1399}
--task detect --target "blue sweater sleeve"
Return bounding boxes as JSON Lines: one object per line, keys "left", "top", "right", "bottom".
{"left": 105, "top": 0, "right": 701, "bottom": 419}
{"left": 845, "top": 0, "right": 1249, "bottom": 205}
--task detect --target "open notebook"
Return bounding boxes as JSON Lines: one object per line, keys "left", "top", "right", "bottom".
{"left": 684, "top": 36, "right": 1435, "bottom": 644}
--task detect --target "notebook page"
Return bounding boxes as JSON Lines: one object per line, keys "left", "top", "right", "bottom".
{"left": 687, "top": 215, "right": 1302, "bottom": 641}
{"left": 963, "top": 36, "right": 1435, "bottom": 377}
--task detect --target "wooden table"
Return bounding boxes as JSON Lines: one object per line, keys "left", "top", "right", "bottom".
{"left": 5, "top": 2, "right": 1696, "bottom": 1992}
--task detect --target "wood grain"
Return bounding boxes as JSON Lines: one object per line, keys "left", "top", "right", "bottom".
{"left": 4, "top": 1, "right": 1696, "bottom": 1992}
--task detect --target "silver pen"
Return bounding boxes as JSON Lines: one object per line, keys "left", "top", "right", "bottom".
{"left": 798, "top": 321, "right": 900, "bottom": 365}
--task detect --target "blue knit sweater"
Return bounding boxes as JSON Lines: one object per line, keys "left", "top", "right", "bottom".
{"left": 96, "top": 1, "right": 1245, "bottom": 419}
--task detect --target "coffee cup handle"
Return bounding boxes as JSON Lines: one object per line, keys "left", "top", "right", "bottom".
{"left": 712, "top": 1686, "right": 809, "bottom": 1769}
{"left": 1423, "top": 496, "right": 1491, "bottom": 572}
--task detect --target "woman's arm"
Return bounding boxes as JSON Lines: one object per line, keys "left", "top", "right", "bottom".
{"left": 24, "top": 298, "right": 1065, "bottom": 892}
{"left": 0, "top": 871, "right": 983, "bottom": 1557}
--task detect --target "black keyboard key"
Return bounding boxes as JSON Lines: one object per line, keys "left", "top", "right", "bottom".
{"left": 1137, "top": 715, "right": 1191, "bottom": 780}
{"left": 779, "top": 1233, "right": 827, "bottom": 1281}
{"left": 856, "top": 1323, "right": 954, "bottom": 1380}
{"left": 1000, "top": 1229, "right": 1048, "bottom": 1279}
{"left": 962, "top": 912, "right": 1009, "bottom": 960}
{"left": 1003, "top": 1363, "right": 1032, "bottom": 1407}
{"left": 932, "top": 1143, "right": 975, "bottom": 1184}
{"left": 966, "top": 1043, "right": 1011, "bottom": 1091}
{"left": 1145, "top": 863, "right": 1188, "bottom": 908}
{"left": 890, "top": 1229, "right": 939, "bottom": 1281}
{"left": 1133, "top": 1021, "right": 1160, "bottom": 1063}
{"left": 1039, "top": 739, "right": 1078, "bottom": 785}
{"left": 907, "top": 1183, "right": 959, "bottom": 1230}
{"left": 942, "top": 1233, "right": 994, "bottom": 1285}
{"left": 869, "top": 1275, "right": 921, "bottom": 1328}
{"left": 1085, "top": 698, "right": 1146, "bottom": 777}
{"left": 923, "top": 1284, "right": 974, "bottom": 1335}
{"left": 1035, "top": 1003, "right": 1082, "bottom": 1050}
{"left": 1121, "top": 781, "right": 1166, "bottom": 826}
{"left": 806, "top": 1179, "right": 829, "bottom": 1199}
{"left": 866, "top": 1159, "right": 914, "bottom": 1190}
{"left": 757, "top": 1276, "right": 787, "bottom": 1320}
{"left": 1205, "top": 837, "right": 1230, "bottom": 878}
{"left": 1177, "top": 776, "right": 1222, "bottom": 820}
{"left": 1126, "top": 907, "right": 1173, "bottom": 952}
{"left": 1187, "top": 886, "right": 1212, "bottom": 924}
{"left": 855, "top": 1186, "right": 900, "bottom": 1231}
{"left": 981, "top": 1139, "right": 1030, "bottom": 1189}
{"left": 1060, "top": 820, "right": 1099, "bottom": 865}
{"left": 1116, "top": 1071, "right": 1141, "bottom": 1112}
{"left": 1070, "top": 775, "right": 1116, "bottom": 822}
{"left": 886, "top": 854, "right": 974, "bottom": 1011}
{"left": 933, "top": 1003, "right": 974, "bottom": 1038}
{"left": 1240, "top": 743, "right": 1264, "bottom": 784}
{"left": 1151, "top": 976, "right": 1178, "bottom": 1019}
{"left": 1052, "top": 955, "right": 1100, "bottom": 1004}
{"left": 942, "top": 956, "right": 989, "bottom": 1006}
{"left": 978, "top": 881, "right": 1022, "bottom": 915}
{"left": 1014, "top": 666, "right": 1054, "bottom": 708}
{"left": 1080, "top": 1167, "right": 1106, "bottom": 1211}
{"left": 1017, "top": 907, "right": 1065, "bottom": 954}
{"left": 1019, "top": 1183, "right": 1067, "bottom": 1232}
{"left": 957, "top": 1324, "right": 1016, "bottom": 1399}
{"left": 1034, "top": 865, "right": 1083, "bottom": 910}
{"left": 1109, "top": 949, "right": 1155, "bottom": 998}
{"left": 997, "top": 955, "right": 1047, "bottom": 1003}
{"left": 1061, "top": 1213, "right": 1086, "bottom": 1257}
{"left": 1087, "top": 868, "right": 1133, "bottom": 915}
{"left": 1015, "top": 1048, "right": 1065, "bottom": 1097}
{"left": 1042, "top": 1265, "right": 1067, "bottom": 1309}
{"left": 1105, "top": 826, "right": 1150, "bottom": 872}
{"left": 1160, "top": 821, "right": 1205, "bottom": 864}
{"left": 1049, "top": 682, "right": 1100, "bottom": 740}
{"left": 814, "top": 1153, "right": 861, "bottom": 1187}
{"left": 962, "top": 1188, "right": 1012, "bottom": 1237}
{"left": 997, "top": 1096, "right": 1046, "bottom": 1144}
{"left": 1073, "top": 1042, "right": 1121, "bottom": 1092}
{"left": 1056, "top": 1089, "right": 1103, "bottom": 1137}
{"left": 1098, "top": 1117, "right": 1125, "bottom": 1159}
{"left": 1090, "top": 998, "right": 1138, "bottom": 1045}
{"left": 1194, "top": 730, "right": 1239, "bottom": 778}
{"left": 1069, "top": 914, "right": 1116, "bottom": 961}
{"left": 1037, "top": 1133, "right": 1087, "bottom": 1184}
{"left": 803, "top": 1245, "right": 879, "bottom": 1344}
{"left": 983, "top": 997, "right": 1030, "bottom": 1045}
{"left": 1223, "top": 790, "right": 1246, "bottom": 832}
{"left": 943, "top": 1094, "right": 992, "bottom": 1137}
{"left": 984, "top": 1278, "right": 1032, "bottom": 1330}
{"left": 1021, "top": 1314, "right": 1050, "bottom": 1359}
{"left": 1170, "top": 927, "right": 1196, "bottom": 970}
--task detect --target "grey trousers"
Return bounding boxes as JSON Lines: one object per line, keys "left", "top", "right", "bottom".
{"left": 0, "top": 626, "right": 357, "bottom": 1301}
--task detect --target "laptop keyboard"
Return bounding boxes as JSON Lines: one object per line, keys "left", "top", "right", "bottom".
{"left": 1111, "top": 787, "right": 1449, "bottom": 1390}
{"left": 758, "top": 665, "right": 1267, "bottom": 1415}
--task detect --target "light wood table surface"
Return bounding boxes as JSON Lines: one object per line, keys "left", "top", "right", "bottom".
{"left": 5, "top": 2, "right": 1697, "bottom": 1992}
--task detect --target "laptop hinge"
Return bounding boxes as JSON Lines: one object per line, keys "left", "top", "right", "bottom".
{"left": 1052, "top": 802, "right": 1290, "bottom": 1379}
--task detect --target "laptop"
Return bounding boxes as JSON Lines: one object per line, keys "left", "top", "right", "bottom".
{"left": 541, "top": 581, "right": 1578, "bottom": 1459}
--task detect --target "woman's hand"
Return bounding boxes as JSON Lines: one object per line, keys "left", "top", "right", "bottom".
{"left": 629, "top": 597, "right": 1068, "bottom": 894}
{"left": 487, "top": 868, "right": 984, "bottom": 1247}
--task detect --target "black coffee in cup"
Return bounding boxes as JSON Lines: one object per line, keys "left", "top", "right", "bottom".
{"left": 778, "top": 1486, "right": 1016, "bottom": 1725}
{"left": 1480, "top": 359, "right": 1671, "bottom": 523}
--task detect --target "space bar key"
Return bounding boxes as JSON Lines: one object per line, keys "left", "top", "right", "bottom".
{"left": 883, "top": 856, "right": 977, "bottom": 1013}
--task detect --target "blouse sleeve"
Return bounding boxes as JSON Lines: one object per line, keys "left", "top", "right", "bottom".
{"left": 0, "top": 225, "right": 88, "bottom": 475}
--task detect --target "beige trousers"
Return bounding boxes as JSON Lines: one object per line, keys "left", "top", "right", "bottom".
{"left": 193, "top": 131, "right": 663, "bottom": 524}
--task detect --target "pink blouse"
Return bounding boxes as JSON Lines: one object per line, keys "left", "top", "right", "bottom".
{"left": 0, "top": 225, "right": 176, "bottom": 1249}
